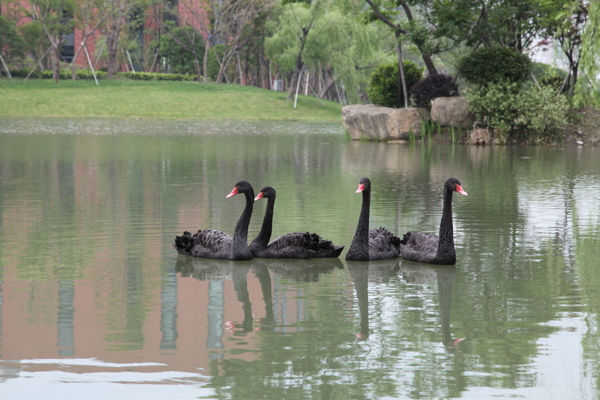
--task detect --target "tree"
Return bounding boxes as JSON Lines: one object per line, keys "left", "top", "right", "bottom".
{"left": 30, "top": 0, "right": 76, "bottom": 82}
{"left": 0, "top": 15, "right": 25, "bottom": 74}
{"left": 266, "top": 0, "right": 326, "bottom": 100}
{"left": 159, "top": 26, "right": 205, "bottom": 76}
{"left": 167, "top": 0, "right": 213, "bottom": 82}
{"left": 266, "top": 0, "right": 385, "bottom": 103}
{"left": 575, "top": 0, "right": 599, "bottom": 104}
{"left": 71, "top": 0, "right": 118, "bottom": 80}
{"left": 420, "top": 0, "right": 556, "bottom": 51}
{"left": 364, "top": 0, "right": 439, "bottom": 108}
{"left": 213, "top": 0, "right": 270, "bottom": 84}
{"left": 102, "top": 0, "right": 140, "bottom": 77}
{"left": 18, "top": 21, "right": 50, "bottom": 71}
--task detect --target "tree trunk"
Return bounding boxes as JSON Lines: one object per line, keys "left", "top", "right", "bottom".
{"left": 193, "top": 55, "right": 202, "bottom": 82}
{"left": 399, "top": 1, "right": 438, "bottom": 77}
{"left": 203, "top": 39, "right": 210, "bottom": 83}
{"left": 72, "top": 44, "right": 82, "bottom": 80}
{"left": 318, "top": 77, "right": 335, "bottom": 98}
{"left": 52, "top": 43, "right": 60, "bottom": 83}
{"left": 421, "top": 53, "right": 438, "bottom": 77}
{"left": 106, "top": 12, "right": 125, "bottom": 77}
{"left": 218, "top": 49, "right": 238, "bottom": 84}
{"left": 396, "top": 32, "right": 408, "bottom": 108}
{"left": 106, "top": 23, "right": 120, "bottom": 77}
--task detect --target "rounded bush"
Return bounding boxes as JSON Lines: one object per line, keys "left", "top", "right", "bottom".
{"left": 410, "top": 74, "right": 459, "bottom": 109}
{"left": 467, "top": 81, "right": 568, "bottom": 141}
{"left": 367, "top": 60, "right": 423, "bottom": 108}
{"left": 457, "top": 47, "right": 531, "bottom": 87}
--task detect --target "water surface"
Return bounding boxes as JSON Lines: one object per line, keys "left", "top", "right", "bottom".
{"left": 1, "top": 118, "right": 599, "bottom": 399}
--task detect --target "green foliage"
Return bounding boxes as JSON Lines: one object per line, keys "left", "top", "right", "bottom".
{"left": 0, "top": 15, "right": 26, "bottom": 61}
{"left": 265, "top": 0, "right": 388, "bottom": 103}
{"left": 577, "top": 0, "right": 600, "bottom": 106}
{"left": 8, "top": 69, "right": 107, "bottom": 79}
{"left": 18, "top": 21, "right": 48, "bottom": 59}
{"left": 206, "top": 44, "right": 227, "bottom": 82}
{"left": 410, "top": 74, "right": 458, "bottom": 110}
{"left": 457, "top": 46, "right": 531, "bottom": 87}
{"left": 531, "top": 62, "right": 567, "bottom": 80}
{"left": 121, "top": 72, "right": 199, "bottom": 81}
{"left": 367, "top": 61, "right": 423, "bottom": 108}
{"left": 158, "top": 26, "right": 205, "bottom": 75}
{"left": 467, "top": 81, "right": 569, "bottom": 142}
{"left": 539, "top": 76, "right": 564, "bottom": 91}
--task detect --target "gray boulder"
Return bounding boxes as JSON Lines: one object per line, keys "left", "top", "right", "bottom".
{"left": 430, "top": 97, "right": 475, "bottom": 128}
{"left": 342, "top": 104, "right": 429, "bottom": 141}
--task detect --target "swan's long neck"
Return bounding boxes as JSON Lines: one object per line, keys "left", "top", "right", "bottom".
{"left": 232, "top": 189, "right": 254, "bottom": 252}
{"left": 253, "top": 195, "right": 275, "bottom": 247}
{"left": 436, "top": 187, "right": 455, "bottom": 258}
{"left": 349, "top": 189, "right": 371, "bottom": 259}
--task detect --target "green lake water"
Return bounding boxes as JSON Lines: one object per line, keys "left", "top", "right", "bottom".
{"left": 1, "top": 118, "right": 599, "bottom": 399}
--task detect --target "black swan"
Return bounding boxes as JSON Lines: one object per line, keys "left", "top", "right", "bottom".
{"left": 400, "top": 177, "right": 467, "bottom": 265}
{"left": 345, "top": 177, "right": 401, "bottom": 261}
{"left": 249, "top": 186, "right": 344, "bottom": 259}
{"left": 173, "top": 180, "right": 254, "bottom": 260}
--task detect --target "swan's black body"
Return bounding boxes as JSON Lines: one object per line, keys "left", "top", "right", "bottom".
{"left": 345, "top": 178, "right": 401, "bottom": 261}
{"left": 249, "top": 186, "right": 344, "bottom": 259}
{"left": 173, "top": 180, "right": 254, "bottom": 260}
{"left": 400, "top": 177, "right": 467, "bottom": 265}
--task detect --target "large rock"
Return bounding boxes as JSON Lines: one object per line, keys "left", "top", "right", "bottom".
{"left": 430, "top": 97, "right": 475, "bottom": 129}
{"left": 342, "top": 105, "right": 429, "bottom": 141}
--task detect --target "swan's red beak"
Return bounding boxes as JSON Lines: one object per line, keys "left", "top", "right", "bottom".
{"left": 456, "top": 184, "right": 468, "bottom": 196}
{"left": 356, "top": 183, "right": 365, "bottom": 193}
{"left": 254, "top": 192, "right": 264, "bottom": 201}
{"left": 226, "top": 186, "right": 239, "bottom": 198}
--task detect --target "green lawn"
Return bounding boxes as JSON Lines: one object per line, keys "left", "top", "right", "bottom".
{"left": 0, "top": 79, "right": 343, "bottom": 122}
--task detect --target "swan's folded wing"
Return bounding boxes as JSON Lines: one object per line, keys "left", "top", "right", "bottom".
{"left": 368, "top": 228, "right": 401, "bottom": 258}
{"left": 401, "top": 232, "right": 438, "bottom": 250}
{"left": 267, "top": 232, "right": 310, "bottom": 250}
{"left": 193, "top": 229, "right": 233, "bottom": 254}
{"left": 399, "top": 232, "right": 438, "bottom": 263}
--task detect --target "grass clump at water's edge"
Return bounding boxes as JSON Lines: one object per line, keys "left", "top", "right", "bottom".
{"left": 0, "top": 79, "right": 343, "bottom": 122}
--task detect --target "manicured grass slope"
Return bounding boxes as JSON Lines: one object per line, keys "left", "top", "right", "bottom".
{"left": 0, "top": 79, "right": 343, "bottom": 122}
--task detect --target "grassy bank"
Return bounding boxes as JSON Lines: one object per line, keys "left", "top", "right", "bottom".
{"left": 0, "top": 79, "right": 343, "bottom": 122}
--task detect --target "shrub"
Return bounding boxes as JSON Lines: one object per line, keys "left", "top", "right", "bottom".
{"left": 539, "top": 76, "right": 564, "bottom": 91}
{"left": 120, "top": 72, "right": 198, "bottom": 81}
{"left": 8, "top": 68, "right": 35, "bottom": 78}
{"left": 75, "top": 70, "right": 107, "bottom": 80}
{"left": 457, "top": 46, "right": 531, "bottom": 87}
{"left": 410, "top": 74, "right": 459, "bottom": 109}
{"left": 467, "top": 81, "right": 568, "bottom": 142}
{"left": 367, "top": 60, "right": 423, "bottom": 108}
{"left": 13, "top": 69, "right": 107, "bottom": 80}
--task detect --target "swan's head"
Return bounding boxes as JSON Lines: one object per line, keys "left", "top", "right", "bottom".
{"left": 255, "top": 186, "right": 276, "bottom": 201}
{"left": 446, "top": 177, "right": 468, "bottom": 196}
{"left": 226, "top": 180, "right": 253, "bottom": 198}
{"left": 355, "top": 177, "right": 371, "bottom": 193}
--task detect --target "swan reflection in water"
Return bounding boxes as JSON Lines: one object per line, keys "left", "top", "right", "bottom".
{"left": 174, "top": 256, "right": 343, "bottom": 335}
{"left": 399, "top": 261, "right": 465, "bottom": 350}
{"left": 347, "top": 258, "right": 401, "bottom": 341}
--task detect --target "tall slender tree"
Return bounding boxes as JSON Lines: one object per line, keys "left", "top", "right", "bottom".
{"left": 71, "top": 0, "right": 118, "bottom": 80}
{"left": 576, "top": 0, "right": 599, "bottom": 105}
{"left": 31, "top": 0, "right": 76, "bottom": 82}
